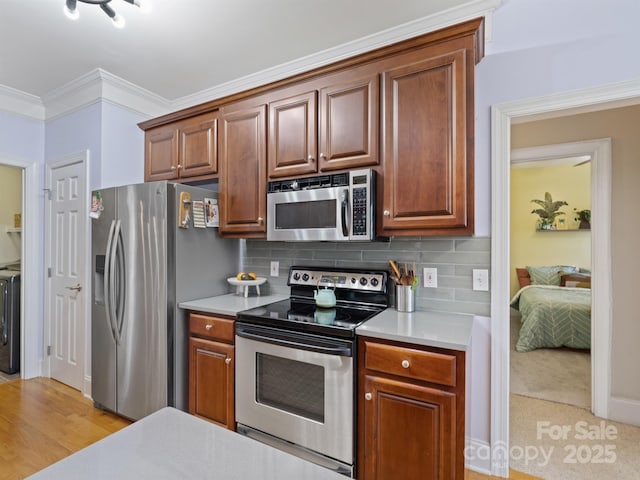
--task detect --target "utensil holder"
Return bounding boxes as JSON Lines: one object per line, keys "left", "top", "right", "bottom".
{"left": 396, "top": 285, "right": 415, "bottom": 313}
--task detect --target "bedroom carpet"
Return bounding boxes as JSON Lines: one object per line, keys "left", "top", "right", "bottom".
{"left": 510, "top": 310, "right": 590, "bottom": 409}
{"left": 510, "top": 394, "right": 640, "bottom": 479}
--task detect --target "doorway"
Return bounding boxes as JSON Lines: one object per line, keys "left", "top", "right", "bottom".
{"left": 488, "top": 80, "right": 640, "bottom": 476}
{"left": 0, "top": 164, "right": 23, "bottom": 382}
{"left": 509, "top": 140, "right": 599, "bottom": 409}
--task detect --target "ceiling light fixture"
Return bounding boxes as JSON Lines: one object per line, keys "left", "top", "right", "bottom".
{"left": 63, "top": 0, "right": 150, "bottom": 28}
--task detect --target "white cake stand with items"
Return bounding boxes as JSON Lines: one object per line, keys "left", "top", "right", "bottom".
{"left": 227, "top": 277, "right": 267, "bottom": 297}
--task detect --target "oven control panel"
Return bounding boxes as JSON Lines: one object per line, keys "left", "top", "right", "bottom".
{"left": 288, "top": 268, "right": 386, "bottom": 293}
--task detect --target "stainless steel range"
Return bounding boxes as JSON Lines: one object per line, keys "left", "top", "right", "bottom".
{"left": 235, "top": 266, "right": 389, "bottom": 477}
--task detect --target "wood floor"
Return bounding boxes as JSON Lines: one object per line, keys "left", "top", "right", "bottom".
{"left": 0, "top": 377, "right": 130, "bottom": 479}
{"left": 0, "top": 378, "right": 539, "bottom": 479}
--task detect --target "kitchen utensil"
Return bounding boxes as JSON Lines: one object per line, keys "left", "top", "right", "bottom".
{"left": 314, "top": 278, "right": 336, "bottom": 308}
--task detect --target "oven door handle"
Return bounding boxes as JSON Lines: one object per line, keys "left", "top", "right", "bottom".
{"left": 236, "top": 328, "right": 353, "bottom": 357}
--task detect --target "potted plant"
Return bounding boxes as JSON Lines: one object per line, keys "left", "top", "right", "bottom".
{"left": 530, "top": 192, "right": 568, "bottom": 230}
{"left": 574, "top": 208, "right": 591, "bottom": 229}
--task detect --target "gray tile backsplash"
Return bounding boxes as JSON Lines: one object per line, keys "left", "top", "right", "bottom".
{"left": 240, "top": 236, "right": 490, "bottom": 316}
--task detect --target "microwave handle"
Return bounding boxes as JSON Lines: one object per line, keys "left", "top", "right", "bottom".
{"left": 341, "top": 189, "right": 349, "bottom": 238}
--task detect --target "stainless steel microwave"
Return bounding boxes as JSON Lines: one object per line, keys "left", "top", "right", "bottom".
{"left": 267, "top": 169, "right": 375, "bottom": 241}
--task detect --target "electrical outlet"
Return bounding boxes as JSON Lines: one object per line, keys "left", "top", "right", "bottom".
{"left": 270, "top": 261, "right": 280, "bottom": 277}
{"left": 423, "top": 268, "right": 437, "bottom": 288}
{"left": 473, "top": 269, "right": 489, "bottom": 291}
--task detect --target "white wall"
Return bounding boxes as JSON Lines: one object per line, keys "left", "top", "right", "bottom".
{"left": 101, "top": 102, "right": 146, "bottom": 187}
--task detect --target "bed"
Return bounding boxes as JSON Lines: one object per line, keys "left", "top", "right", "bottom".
{"left": 510, "top": 266, "right": 591, "bottom": 352}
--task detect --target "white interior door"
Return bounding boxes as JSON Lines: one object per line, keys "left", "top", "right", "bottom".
{"left": 46, "top": 156, "right": 87, "bottom": 390}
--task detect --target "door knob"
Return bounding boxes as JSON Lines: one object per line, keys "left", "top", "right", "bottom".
{"left": 66, "top": 284, "right": 82, "bottom": 292}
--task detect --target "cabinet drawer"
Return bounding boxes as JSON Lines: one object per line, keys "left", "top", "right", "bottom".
{"left": 363, "top": 340, "right": 456, "bottom": 387}
{"left": 189, "top": 313, "right": 234, "bottom": 343}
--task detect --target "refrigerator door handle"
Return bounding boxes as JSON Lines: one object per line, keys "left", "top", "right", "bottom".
{"left": 114, "top": 222, "right": 126, "bottom": 344}
{"left": 103, "top": 219, "right": 118, "bottom": 343}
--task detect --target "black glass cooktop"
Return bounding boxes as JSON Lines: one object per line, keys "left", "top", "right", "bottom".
{"left": 237, "top": 299, "right": 384, "bottom": 338}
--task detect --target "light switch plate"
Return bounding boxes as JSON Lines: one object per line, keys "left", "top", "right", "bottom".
{"left": 423, "top": 268, "right": 437, "bottom": 288}
{"left": 473, "top": 269, "right": 489, "bottom": 291}
{"left": 270, "top": 261, "right": 280, "bottom": 277}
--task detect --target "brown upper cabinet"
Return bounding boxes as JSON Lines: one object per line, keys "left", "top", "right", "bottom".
{"left": 267, "top": 73, "right": 379, "bottom": 179}
{"left": 268, "top": 91, "right": 317, "bottom": 178}
{"left": 378, "top": 36, "right": 478, "bottom": 236}
{"left": 218, "top": 102, "right": 267, "bottom": 237}
{"left": 144, "top": 111, "right": 218, "bottom": 182}
{"left": 139, "top": 18, "right": 484, "bottom": 237}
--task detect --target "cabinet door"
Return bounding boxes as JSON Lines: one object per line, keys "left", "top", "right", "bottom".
{"left": 180, "top": 112, "right": 218, "bottom": 178}
{"left": 380, "top": 49, "right": 471, "bottom": 234}
{"left": 360, "top": 374, "right": 458, "bottom": 480}
{"left": 319, "top": 74, "right": 379, "bottom": 171}
{"left": 268, "top": 91, "right": 317, "bottom": 178}
{"left": 188, "top": 337, "right": 234, "bottom": 430}
{"left": 218, "top": 104, "right": 267, "bottom": 236}
{"left": 145, "top": 125, "right": 178, "bottom": 181}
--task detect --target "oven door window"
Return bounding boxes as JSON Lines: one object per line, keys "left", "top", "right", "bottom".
{"left": 256, "top": 353, "right": 324, "bottom": 423}
{"left": 274, "top": 200, "right": 336, "bottom": 230}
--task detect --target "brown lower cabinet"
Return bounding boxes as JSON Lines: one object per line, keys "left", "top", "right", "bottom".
{"left": 188, "top": 313, "right": 235, "bottom": 430}
{"left": 358, "top": 337, "right": 465, "bottom": 480}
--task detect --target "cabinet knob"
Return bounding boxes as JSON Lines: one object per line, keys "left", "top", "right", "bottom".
{"left": 308, "top": 155, "right": 315, "bottom": 162}
{"left": 383, "top": 210, "right": 390, "bottom": 217}
{"left": 401, "top": 359, "right": 410, "bottom": 369}
{"left": 320, "top": 152, "right": 326, "bottom": 159}
{"left": 170, "top": 166, "right": 176, "bottom": 171}
{"left": 177, "top": 164, "right": 182, "bottom": 170}
{"left": 225, "top": 357, "right": 232, "bottom": 365}
{"left": 365, "top": 392, "right": 372, "bottom": 401}
{"left": 205, "top": 324, "right": 213, "bottom": 331}
{"left": 257, "top": 217, "right": 264, "bottom": 224}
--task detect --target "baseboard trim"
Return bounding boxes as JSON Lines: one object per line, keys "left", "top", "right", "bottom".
{"left": 465, "top": 436, "right": 493, "bottom": 475}
{"left": 83, "top": 375, "right": 92, "bottom": 399}
{"left": 608, "top": 396, "right": 640, "bottom": 427}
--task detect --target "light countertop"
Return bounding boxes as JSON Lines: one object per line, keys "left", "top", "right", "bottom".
{"left": 27, "top": 407, "right": 345, "bottom": 480}
{"left": 356, "top": 308, "right": 475, "bottom": 351}
{"left": 180, "top": 294, "right": 474, "bottom": 351}
{"left": 179, "top": 293, "right": 288, "bottom": 317}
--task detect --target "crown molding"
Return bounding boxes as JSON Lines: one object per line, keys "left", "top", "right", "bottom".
{"left": 0, "top": 0, "right": 500, "bottom": 121}
{"left": 42, "top": 68, "right": 173, "bottom": 122}
{"left": 174, "top": 0, "right": 501, "bottom": 110}
{"left": 0, "top": 85, "right": 45, "bottom": 121}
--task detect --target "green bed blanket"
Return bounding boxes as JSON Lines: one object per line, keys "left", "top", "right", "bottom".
{"left": 510, "top": 285, "right": 591, "bottom": 352}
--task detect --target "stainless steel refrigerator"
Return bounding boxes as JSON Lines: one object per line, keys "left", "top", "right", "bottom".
{"left": 91, "top": 181, "right": 238, "bottom": 421}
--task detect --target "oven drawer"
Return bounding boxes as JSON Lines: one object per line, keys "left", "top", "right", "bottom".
{"left": 362, "top": 340, "right": 457, "bottom": 387}
{"left": 189, "top": 313, "right": 234, "bottom": 343}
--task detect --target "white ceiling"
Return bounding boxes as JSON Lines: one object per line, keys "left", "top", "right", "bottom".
{"left": 1, "top": 0, "right": 482, "bottom": 102}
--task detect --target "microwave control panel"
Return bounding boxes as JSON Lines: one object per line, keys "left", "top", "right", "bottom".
{"left": 349, "top": 169, "right": 374, "bottom": 240}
